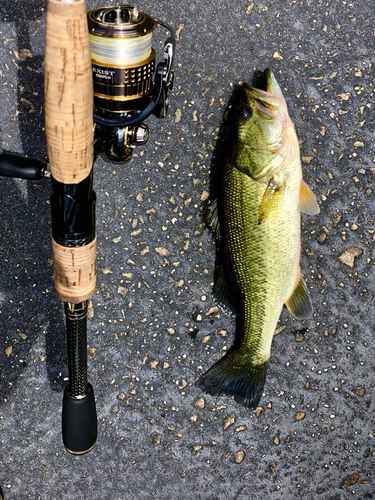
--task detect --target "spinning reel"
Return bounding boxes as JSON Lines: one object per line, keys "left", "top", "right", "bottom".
{"left": 89, "top": 5, "right": 175, "bottom": 162}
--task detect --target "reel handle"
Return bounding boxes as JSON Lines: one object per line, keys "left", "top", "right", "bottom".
{"left": 0, "top": 154, "right": 48, "bottom": 180}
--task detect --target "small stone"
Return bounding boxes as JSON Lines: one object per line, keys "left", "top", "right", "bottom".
{"left": 245, "top": 1, "right": 254, "bottom": 14}
{"left": 234, "top": 451, "right": 245, "bottom": 464}
{"left": 190, "top": 414, "right": 198, "bottom": 423}
{"left": 343, "top": 473, "right": 359, "bottom": 487}
{"left": 17, "top": 329, "right": 27, "bottom": 340}
{"left": 202, "top": 335, "right": 211, "bottom": 344}
{"left": 338, "top": 92, "right": 351, "bottom": 101}
{"left": 117, "top": 286, "right": 128, "bottom": 298}
{"left": 178, "top": 379, "right": 188, "bottom": 389}
{"left": 200, "top": 190, "right": 210, "bottom": 201}
{"left": 101, "top": 266, "right": 113, "bottom": 274}
{"left": 235, "top": 425, "right": 247, "bottom": 432}
{"left": 223, "top": 413, "right": 236, "bottom": 430}
{"left": 274, "top": 325, "right": 286, "bottom": 336}
{"left": 167, "top": 328, "right": 176, "bottom": 335}
{"left": 273, "top": 51, "right": 283, "bottom": 60}
{"left": 253, "top": 406, "right": 264, "bottom": 417}
{"left": 317, "top": 232, "right": 327, "bottom": 244}
{"left": 302, "top": 156, "right": 314, "bottom": 164}
{"left": 269, "top": 461, "right": 279, "bottom": 472}
{"left": 163, "top": 362, "right": 170, "bottom": 369}
{"left": 294, "top": 411, "right": 306, "bottom": 422}
{"left": 87, "top": 300, "right": 94, "bottom": 320}
{"left": 136, "top": 192, "right": 143, "bottom": 202}
{"left": 193, "top": 444, "right": 202, "bottom": 455}
{"left": 294, "top": 331, "right": 305, "bottom": 342}
{"left": 194, "top": 397, "right": 205, "bottom": 410}
{"left": 206, "top": 306, "right": 220, "bottom": 315}
{"left": 175, "top": 108, "right": 182, "bottom": 123}
{"left": 218, "top": 329, "right": 228, "bottom": 337}
{"left": 338, "top": 247, "right": 363, "bottom": 267}
{"left": 355, "top": 387, "right": 365, "bottom": 396}
{"left": 153, "top": 434, "right": 162, "bottom": 446}
{"left": 273, "top": 435, "right": 280, "bottom": 446}
{"left": 150, "top": 360, "right": 159, "bottom": 369}
{"left": 4, "top": 346, "right": 13, "bottom": 357}
{"left": 112, "top": 235, "right": 122, "bottom": 243}
{"left": 155, "top": 246, "right": 173, "bottom": 257}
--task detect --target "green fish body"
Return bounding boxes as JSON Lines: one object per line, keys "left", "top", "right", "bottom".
{"left": 197, "top": 69, "right": 320, "bottom": 408}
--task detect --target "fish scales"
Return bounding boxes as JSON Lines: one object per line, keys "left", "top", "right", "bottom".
{"left": 221, "top": 152, "right": 301, "bottom": 362}
{"left": 197, "top": 68, "right": 320, "bottom": 408}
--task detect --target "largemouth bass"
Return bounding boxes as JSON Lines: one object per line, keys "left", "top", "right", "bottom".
{"left": 197, "top": 69, "right": 320, "bottom": 408}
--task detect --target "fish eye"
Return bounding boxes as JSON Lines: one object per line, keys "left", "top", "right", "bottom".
{"left": 239, "top": 106, "right": 252, "bottom": 119}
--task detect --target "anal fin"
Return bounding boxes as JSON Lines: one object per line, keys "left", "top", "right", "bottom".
{"left": 213, "top": 264, "right": 239, "bottom": 315}
{"left": 285, "top": 273, "right": 313, "bottom": 319}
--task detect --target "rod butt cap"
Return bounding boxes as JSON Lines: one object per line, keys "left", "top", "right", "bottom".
{"left": 62, "top": 383, "right": 97, "bottom": 455}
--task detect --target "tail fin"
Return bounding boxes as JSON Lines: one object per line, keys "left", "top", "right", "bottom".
{"left": 196, "top": 347, "right": 269, "bottom": 408}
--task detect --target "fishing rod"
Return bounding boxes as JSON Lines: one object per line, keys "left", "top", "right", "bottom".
{"left": 0, "top": 0, "right": 175, "bottom": 454}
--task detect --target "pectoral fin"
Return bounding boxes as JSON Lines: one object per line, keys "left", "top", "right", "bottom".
{"left": 285, "top": 273, "right": 313, "bottom": 319}
{"left": 258, "top": 177, "right": 285, "bottom": 224}
{"left": 299, "top": 180, "right": 320, "bottom": 215}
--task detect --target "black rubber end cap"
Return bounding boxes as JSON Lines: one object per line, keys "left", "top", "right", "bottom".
{"left": 62, "top": 383, "right": 97, "bottom": 455}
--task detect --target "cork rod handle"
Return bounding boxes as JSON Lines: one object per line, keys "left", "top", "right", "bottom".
{"left": 44, "top": 0, "right": 93, "bottom": 184}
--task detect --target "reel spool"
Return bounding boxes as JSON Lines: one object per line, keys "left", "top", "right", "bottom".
{"left": 88, "top": 5, "right": 175, "bottom": 163}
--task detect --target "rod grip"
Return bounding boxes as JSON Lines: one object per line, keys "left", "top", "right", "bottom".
{"left": 52, "top": 236, "right": 97, "bottom": 303}
{"left": 44, "top": 0, "right": 93, "bottom": 184}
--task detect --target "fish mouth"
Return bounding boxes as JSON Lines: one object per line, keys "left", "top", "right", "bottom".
{"left": 242, "top": 69, "right": 283, "bottom": 116}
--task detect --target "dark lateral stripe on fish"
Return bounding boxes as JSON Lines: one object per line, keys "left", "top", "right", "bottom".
{"left": 196, "top": 347, "right": 269, "bottom": 408}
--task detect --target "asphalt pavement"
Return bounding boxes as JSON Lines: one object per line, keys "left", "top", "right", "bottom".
{"left": 0, "top": 0, "right": 374, "bottom": 498}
